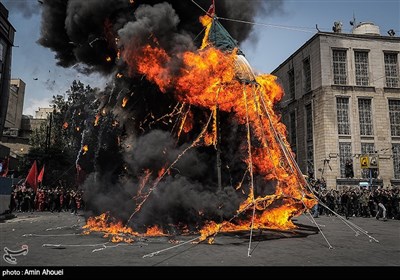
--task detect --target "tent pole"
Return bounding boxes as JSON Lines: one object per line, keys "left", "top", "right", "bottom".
{"left": 216, "top": 106, "right": 222, "bottom": 192}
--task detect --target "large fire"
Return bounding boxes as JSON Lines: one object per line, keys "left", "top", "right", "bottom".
{"left": 83, "top": 212, "right": 167, "bottom": 243}
{"left": 84, "top": 11, "right": 316, "bottom": 242}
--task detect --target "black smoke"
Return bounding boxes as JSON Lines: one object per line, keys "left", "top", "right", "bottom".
{"left": 37, "top": 0, "right": 285, "bottom": 232}
{"left": 38, "top": 0, "right": 283, "bottom": 73}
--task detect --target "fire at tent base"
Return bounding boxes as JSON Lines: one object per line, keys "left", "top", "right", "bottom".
{"left": 80, "top": 11, "right": 318, "bottom": 248}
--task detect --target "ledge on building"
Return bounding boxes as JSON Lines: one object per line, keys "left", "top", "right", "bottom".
{"left": 336, "top": 178, "right": 383, "bottom": 188}
{"left": 390, "top": 179, "right": 400, "bottom": 187}
{"left": 331, "top": 85, "right": 376, "bottom": 92}
{"left": 383, "top": 87, "right": 400, "bottom": 93}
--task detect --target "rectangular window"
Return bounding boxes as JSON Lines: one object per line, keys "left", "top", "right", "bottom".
{"left": 0, "top": 20, "right": 8, "bottom": 35}
{"left": 339, "top": 142, "right": 352, "bottom": 178}
{"left": 355, "top": 51, "right": 369, "bottom": 86}
{"left": 384, "top": 53, "right": 399, "bottom": 88}
{"left": 358, "top": 99, "right": 373, "bottom": 136}
{"left": 303, "top": 58, "right": 311, "bottom": 92}
{"left": 361, "top": 143, "right": 375, "bottom": 178}
{"left": 393, "top": 144, "right": 400, "bottom": 179}
{"left": 305, "top": 104, "right": 314, "bottom": 177}
{"left": 290, "top": 111, "right": 297, "bottom": 156}
{"left": 333, "top": 50, "right": 347, "bottom": 85}
{"left": 0, "top": 42, "right": 3, "bottom": 62}
{"left": 337, "top": 97, "right": 350, "bottom": 135}
{"left": 288, "top": 68, "right": 295, "bottom": 100}
{"left": 389, "top": 99, "right": 400, "bottom": 136}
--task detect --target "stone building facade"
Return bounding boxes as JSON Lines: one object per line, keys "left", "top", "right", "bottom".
{"left": 4, "top": 79, "right": 25, "bottom": 134}
{"left": 272, "top": 23, "right": 400, "bottom": 189}
{"left": 0, "top": 3, "right": 15, "bottom": 135}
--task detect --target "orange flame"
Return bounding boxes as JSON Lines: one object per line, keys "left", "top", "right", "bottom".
{"left": 83, "top": 213, "right": 168, "bottom": 242}
{"left": 200, "top": 15, "right": 213, "bottom": 49}
{"left": 122, "top": 97, "right": 129, "bottom": 108}
{"left": 126, "top": 45, "right": 315, "bottom": 231}
{"left": 83, "top": 213, "right": 138, "bottom": 243}
{"left": 145, "top": 225, "right": 167, "bottom": 236}
{"left": 177, "top": 109, "right": 194, "bottom": 138}
{"left": 112, "top": 13, "right": 317, "bottom": 240}
{"left": 82, "top": 145, "right": 89, "bottom": 155}
{"left": 182, "top": 110, "right": 194, "bottom": 133}
{"left": 203, "top": 132, "right": 214, "bottom": 146}
{"left": 94, "top": 114, "right": 101, "bottom": 126}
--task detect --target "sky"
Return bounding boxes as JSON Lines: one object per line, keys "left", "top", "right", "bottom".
{"left": 2, "top": 0, "right": 399, "bottom": 116}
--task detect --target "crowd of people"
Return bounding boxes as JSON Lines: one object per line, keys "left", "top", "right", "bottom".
{"left": 8, "top": 184, "right": 84, "bottom": 215}
{"left": 309, "top": 180, "right": 400, "bottom": 221}
{"left": 7, "top": 178, "right": 400, "bottom": 222}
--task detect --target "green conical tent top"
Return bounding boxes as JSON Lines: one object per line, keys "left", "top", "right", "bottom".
{"left": 208, "top": 18, "right": 244, "bottom": 56}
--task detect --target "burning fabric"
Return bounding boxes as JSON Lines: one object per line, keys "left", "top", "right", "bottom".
{"left": 38, "top": 0, "right": 316, "bottom": 242}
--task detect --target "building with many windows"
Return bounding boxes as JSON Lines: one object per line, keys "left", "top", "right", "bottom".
{"left": 3, "top": 79, "right": 25, "bottom": 136}
{"left": 0, "top": 3, "right": 15, "bottom": 136}
{"left": 272, "top": 22, "right": 400, "bottom": 189}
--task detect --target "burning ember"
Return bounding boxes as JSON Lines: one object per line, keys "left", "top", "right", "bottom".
{"left": 62, "top": 122, "right": 69, "bottom": 129}
{"left": 94, "top": 114, "right": 101, "bottom": 126}
{"left": 82, "top": 145, "right": 89, "bottom": 155}
{"left": 122, "top": 97, "right": 129, "bottom": 108}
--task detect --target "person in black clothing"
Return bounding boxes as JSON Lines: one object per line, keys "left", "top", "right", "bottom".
{"left": 70, "top": 191, "right": 77, "bottom": 215}
{"left": 341, "top": 190, "right": 351, "bottom": 219}
{"left": 345, "top": 159, "right": 354, "bottom": 178}
{"left": 374, "top": 190, "right": 387, "bottom": 221}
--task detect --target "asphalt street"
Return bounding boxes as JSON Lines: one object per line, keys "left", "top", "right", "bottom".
{"left": 0, "top": 211, "right": 399, "bottom": 266}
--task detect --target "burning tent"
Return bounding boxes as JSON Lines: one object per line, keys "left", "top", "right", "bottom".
{"left": 37, "top": 0, "right": 316, "bottom": 244}
{"left": 202, "top": 12, "right": 255, "bottom": 83}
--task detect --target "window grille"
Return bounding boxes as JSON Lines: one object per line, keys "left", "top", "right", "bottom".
{"left": 333, "top": 50, "right": 347, "bottom": 85}
{"left": 389, "top": 99, "right": 400, "bottom": 136}
{"left": 385, "top": 53, "right": 399, "bottom": 88}
{"left": 358, "top": 99, "right": 373, "bottom": 136}
{"left": 355, "top": 51, "right": 369, "bottom": 86}
{"left": 337, "top": 97, "right": 350, "bottom": 135}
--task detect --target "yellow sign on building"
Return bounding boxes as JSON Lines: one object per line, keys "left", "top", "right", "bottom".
{"left": 360, "top": 156, "right": 370, "bottom": 169}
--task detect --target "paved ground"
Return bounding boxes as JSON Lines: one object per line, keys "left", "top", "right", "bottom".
{"left": 0, "top": 211, "right": 399, "bottom": 266}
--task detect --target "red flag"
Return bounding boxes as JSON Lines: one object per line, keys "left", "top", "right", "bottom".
{"left": 25, "top": 160, "right": 38, "bottom": 191}
{"left": 1, "top": 156, "right": 9, "bottom": 177}
{"left": 37, "top": 164, "right": 45, "bottom": 183}
{"left": 207, "top": 0, "right": 215, "bottom": 16}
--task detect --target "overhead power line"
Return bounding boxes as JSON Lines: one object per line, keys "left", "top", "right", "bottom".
{"left": 217, "top": 16, "right": 316, "bottom": 34}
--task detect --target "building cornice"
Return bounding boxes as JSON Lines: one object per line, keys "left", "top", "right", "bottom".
{"left": 272, "top": 32, "right": 400, "bottom": 74}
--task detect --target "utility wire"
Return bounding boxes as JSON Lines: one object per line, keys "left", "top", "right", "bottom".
{"left": 218, "top": 17, "right": 316, "bottom": 34}
{"left": 190, "top": 0, "right": 208, "bottom": 14}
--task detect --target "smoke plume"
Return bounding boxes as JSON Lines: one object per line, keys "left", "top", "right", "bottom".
{"left": 37, "top": 0, "right": 289, "bottom": 232}
{"left": 38, "top": 0, "right": 283, "bottom": 73}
